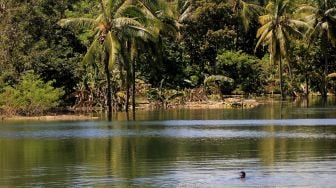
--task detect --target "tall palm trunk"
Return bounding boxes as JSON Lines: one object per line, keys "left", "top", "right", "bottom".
{"left": 132, "top": 59, "right": 136, "bottom": 113}
{"left": 279, "top": 55, "right": 284, "bottom": 99}
{"left": 104, "top": 50, "right": 112, "bottom": 121}
{"left": 322, "top": 55, "right": 328, "bottom": 98}
{"left": 124, "top": 41, "right": 130, "bottom": 113}
{"left": 125, "top": 68, "right": 130, "bottom": 113}
{"left": 322, "top": 33, "right": 328, "bottom": 98}
{"left": 305, "top": 73, "right": 309, "bottom": 96}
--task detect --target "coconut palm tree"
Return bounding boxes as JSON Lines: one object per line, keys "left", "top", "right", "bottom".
{"left": 60, "top": 0, "right": 156, "bottom": 120}
{"left": 111, "top": 0, "right": 178, "bottom": 113}
{"left": 298, "top": 0, "right": 336, "bottom": 98}
{"left": 255, "top": 0, "right": 308, "bottom": 99}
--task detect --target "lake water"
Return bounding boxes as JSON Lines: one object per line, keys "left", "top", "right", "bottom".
{"left": 1, "top": 98, "right": 336, "bottom": 187}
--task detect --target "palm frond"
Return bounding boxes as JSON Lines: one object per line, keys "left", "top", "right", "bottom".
{"left": 325, "top": 8, "right": 336, "bottom": 16}
{"left": 99, "top": 0, "right": 109, "bottom": 22}
{"left": 105, "top": 31, "right": 121, "bottom": 69}
{"left": 255, "top": 24, "right": 272, "bottom": 52}
{"left": 113, "top": 17, "right": 143, "bottom": 28}
{"left": 328, "top": 72, "right": 336, "bottom": 78}
{"left": 265, "top": 1, "right": 274, "bottom": 12}
{"left": 107, "top": 0, "right": 125, "bottom": 16}
{"left": 306, "top": 22, "right": 322, "bottom": 44}
{"left": 136, "top": 0, "right": 157, "bottom": 19}
{"left": 259, "top": 15, "right": 272, "bottom": 25}
{"left": 284, "top": 23, "right": 304, "bottom": 39}
{"left": 59, "top": 18, "right": 97, "bottom": 30}
{"left": 295, "top": 4, "right": 317, "bottom": 14}
{"left": 256, "top": 22, "right": 271, "bottom": 38}
{"left": 289, "top": 19, "right": 311, "bottom": 30}
{"left": 124, "top": 25, "right": 157, "bottom": 41}
{"left": 82, "top": 39, "right": 101, "bottom": 66}
{"left": 173, "top": 0, "right": 194, "bottom": 22}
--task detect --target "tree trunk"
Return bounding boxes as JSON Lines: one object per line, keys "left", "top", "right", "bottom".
{"left": 104, "top": 50, "right": 112, "bottom": 121}
{"left": 125, "top": 42, "right": 130, "bottom": 113}
{"left": 305, "top": 73, "right": 309, "bottom": 96}
{"left": 322, "top": 52, "right": 328, "bottom": 98}
{"left": 132, "top": 59, "right": 136, "bottom": 113}
{"left": 322, "top": 34, "right": 328, "bottom": 99}
{"left": 279, "top": 56, "right": 284, "bottom": 99}
{"left": 125, "top": 67, "right": 130, "bottom": 113}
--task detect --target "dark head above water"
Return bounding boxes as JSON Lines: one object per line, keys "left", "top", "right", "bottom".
{"left": 240, "top": 171, "right": 246, "bottom": 179}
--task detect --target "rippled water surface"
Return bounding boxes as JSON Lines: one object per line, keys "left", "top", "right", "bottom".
{"left": 1, "top": 98, "right": 336, "bottom": 187}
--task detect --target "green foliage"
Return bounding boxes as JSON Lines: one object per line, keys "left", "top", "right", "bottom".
{"left": 204, "top": 75, "right": 234, "bottom": 85}
{"left": 0, "top": 71, "right": 64, "bottom": 116}
{"left": 147, "top": 87, "right": 185, "bottom": 108}
{"left": 138, "top": 36, "right": 188, "bottom": 88}
{"left": 255, "top": 0, "right": 309, "bottom": 98}
{"left": 1, "top": 0, "right": 336, "bottom": 112}
{"left": 216, "top": 50, "right": 267, "bottom": 94}
{"left": 0, "top": 0, "right": 84, "bottom": 104}
{"left": 181, "top": 1, "right": 238, "bottom": 80}
{"left": 204, "top": 75, "right": 235, "bottom": 95}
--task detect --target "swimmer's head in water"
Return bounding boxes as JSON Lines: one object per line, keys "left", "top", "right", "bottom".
{"left": 240, "top": 171, "right": 246, "bottom": 178}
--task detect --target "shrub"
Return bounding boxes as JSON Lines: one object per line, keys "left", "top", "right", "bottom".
{"left": 204, "top": 75, "right": 235, "bottom": 95}
{"left": 216, "top": 50, "right": 267, "bottom": 94}
{"left": 0, "top": 71, "right": 64, "bottom": 116}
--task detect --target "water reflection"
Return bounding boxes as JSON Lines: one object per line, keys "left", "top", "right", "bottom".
{"left": 1, "top": 98, "right": 336, "bottom": 187}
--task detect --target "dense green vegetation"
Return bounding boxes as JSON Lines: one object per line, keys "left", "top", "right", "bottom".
{"left": 0, "top": 71, "right": 64, "bottom": 115}
{"left": 0, "top": 0, "right": 336, "bottom": 116}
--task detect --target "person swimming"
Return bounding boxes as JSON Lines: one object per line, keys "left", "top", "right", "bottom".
{"left": 240, "top": 171, "right": 246, "bottom": 179}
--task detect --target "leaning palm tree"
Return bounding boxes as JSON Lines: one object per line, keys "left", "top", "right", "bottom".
{"left": 298, "top": 0, "right": 336, "bottom": 98}
{"left": 60, "top": 0, "right": 155, "bottom": 120}
{"left": 255, "top": 0, "right": 308, "bottom": 99}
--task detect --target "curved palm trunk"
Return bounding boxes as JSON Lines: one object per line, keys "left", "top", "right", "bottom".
{"left": 104, "top": 50, "right": 113, "bottom": 121}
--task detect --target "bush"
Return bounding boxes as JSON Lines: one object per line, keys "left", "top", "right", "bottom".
{"left": 0, "top": 71, "right": 64, "bottom": 116}
{"left": 204, "top": 75, "right": 235, "bottom": 95}
{"left": 216, "top": 50, "right": 267, "bottom": 94}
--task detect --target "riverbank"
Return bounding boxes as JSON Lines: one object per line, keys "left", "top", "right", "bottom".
{"left": 0, "top": 98, "right": 266, "bottom": 121}
{"left": 138, "top": 97, "right": 263, "bottom": 110}
{"left": 1, "top": 114, "right": 99, "bottom": 121}
{"left": 185, "top": 98, "right": 260, "bottom": 109}
{"left": 1, "top": 96, "right": 296, "bottom": 121}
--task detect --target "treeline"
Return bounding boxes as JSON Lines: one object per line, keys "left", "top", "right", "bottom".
{"left": 0, "top": 0, "right": 335, "bottom": 116}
